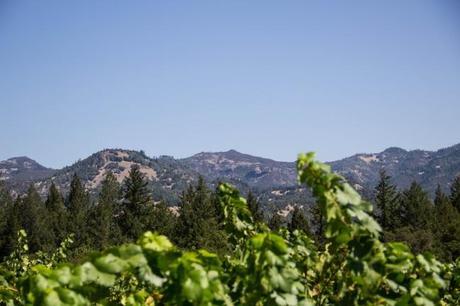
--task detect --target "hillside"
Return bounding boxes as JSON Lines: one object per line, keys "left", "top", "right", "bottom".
{"left": 182, "top": 144, "right": 460, "bottom": 201}
{"left": 329, "top": 143, "right": 460, "bottom": 195}
{"left": 32, "top": 149, "right": 200, "bottom": 204}
{"left": 1, "top": 143, "right": 460, "bottom": 209}
{"left": 181, "top": 150, "right": 296, "bottom": 191}
{"left": 0, "top": 157, "right": 56, "bottom": 193}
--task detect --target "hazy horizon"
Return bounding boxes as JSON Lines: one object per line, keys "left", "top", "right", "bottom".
{"left": 1, "top": 1, "right": 459, "bottom": 168}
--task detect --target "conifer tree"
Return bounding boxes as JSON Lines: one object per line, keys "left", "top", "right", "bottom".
{"left": 386, "top": 182, "right": 435, "bottom": 254}
{"left": 19, "top": 184, "right": 53, "bottom": 252}
{"left": 374, "top": 169, "right": 400, "bottom": 231}
{"left": 434, "top": 184, "right": 460, "bottom": 261}
{"left": 1, "top": 197, "right": 22, "bottom": 257}
{"left": 288, "top": 207, "right": 311, "bottom": 235}
{"left": 435, "top": 184, "right": 450, "bottom": 208}
{"left": 119, "top": 165, "right": 152, "bottom": 241}
{"left": 247, "top": 191, "right": 264, "bottom": 223}
{"left": 0, "top": 180, "right": 11, "bottom": 211}
{"left": 398, "top": 181, "right": 433, "bottom": 229}
{"left": 311, "top": 203, "right": 325, "bottom": 240}
{"left": 174, "top": 177, "right": 227, "bottom": 253}
{"left": 88, "top": 171, "right": 121, "bottom": 249}
{"left": 146, "top": 200, "right": 176, "bottom": 238}
{"left": 268, "top": 212, "right": 284, "bottom": 231}
{"left": 45, "top": 182, "right": 68, "bottom": 246}
{"left": 0, "top": 181, "right": 13, "bottom": 257}
{"left": 66, "top": 174, "right": 91, "bottom": 246}
{"left": 450, "top": 176, "right": 460, "bottom": 212}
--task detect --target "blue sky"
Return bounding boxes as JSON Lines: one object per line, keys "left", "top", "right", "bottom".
{"left": 0, "top": 1, "right": 459, "bottom": 168}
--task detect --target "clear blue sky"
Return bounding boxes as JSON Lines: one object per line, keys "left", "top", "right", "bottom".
{"left": 1, "top": 1, "right": 459, "bottom": 168}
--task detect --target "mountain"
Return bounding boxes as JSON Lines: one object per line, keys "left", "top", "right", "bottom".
{"left": 329, "top": 143, "right": 460, "bottom": 196}
{"left": 181, "top": 150, "right": 296, "bottom": 191}
{"left": 31, "top": 149, "right": 200, "bottom": 204}
{"left": 181, "top": 144, "right": 460, "bottom": 210}
{"left": 0, "top": 157, "right": 56, "bottom": 193}
{"left": 1, "top": 143, "right": 460, "bottom": 209}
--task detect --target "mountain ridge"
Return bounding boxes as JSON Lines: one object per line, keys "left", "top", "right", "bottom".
{"left": 1, "top": 143, "right": 460, "bottom": 205}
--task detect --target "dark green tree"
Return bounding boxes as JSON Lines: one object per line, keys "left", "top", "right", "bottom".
{"left": 145, "top": 200, "right": 176, "bottom": 238}
{"left": 386, "top": 182, "right": 435, "bottom": 254}
{"left": 19, "top": 185, "right": 53, "bottom": 252}
{"left": 66, "top": 174, "right": 91, "bottom": 247}
{"left": 119, "top": 165, "right": 152, "bottom": 241}
{"left": 311, "top": 203, "right": 325, "bottom": 240}
{"left": 0, "top": 181, "right": 13, "bottom": 258}
{"left": 374, "top": 169, "right": 400, "bottom": 231}
{"left": 0, "top": 180, "right": 11, "bottom": 216}
{"left": 268, "top": 212, "right": 284, "bottom": 231}
{"left": 2, "top": 197, "right": 23, "bottom": 257}
{"left": 450, "top": 176, "right": 460, "bottom": 212}
{"left": 385, "top": 226, "right": 436, "bottom": 255}
{"left": 45, "top": 182, "right": 68, "bottom": 246}
{"left": 288, "top": 206, "right": 311, "bottom": 235}
{"left": 174, "top": 177, "right": 228, "bottom": 253}
{"left": 88, "top": 171, "right": 121, "bottom": 249}
{"left": 435, "top": 184, "right": 450, "bottom": 208}
{"left": 433, "top": 185, "right": 460, "bottom": 261}
{"left": 398, "top": 181, "right": 433, "bottom": 229}
{"left": 247, "top": 191, "right": 264, "bottom": 223}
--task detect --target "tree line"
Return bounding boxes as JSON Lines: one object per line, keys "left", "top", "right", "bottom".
{"left": 1, "top": 164, "right": 459, "bottom": 263}
{"left": 372, "top": 170, "right": 460, "bottom": 261}
{"left": 0, "top": 165, "right": 308, "bottom": 262}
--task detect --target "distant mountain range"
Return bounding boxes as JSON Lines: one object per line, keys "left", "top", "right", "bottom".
{"left": 1, "top": 143, "right": 460, "bottom": 210}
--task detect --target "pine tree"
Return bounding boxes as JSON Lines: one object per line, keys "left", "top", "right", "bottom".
{"left": 268, "top": 212, "right": 284, "bottom": 231}
{"left": 374, "top": 169, "right": 400, "bottom": 231}
{"left": 88, "top": 171, "right": 121, "bottom": 249}
{"left": 174, "top": 177, "right": 228, "bottom": 253}
{"left": 0, "top": 181, "right": 13, "bottom": 258}
{"left": 398, "top": 181, "right": 433, "bottom": 229}
{"left": 146, "top": 200, "right": 176, "bottom": 238}
{"left": 386, "top": 181, "right": 435, "bottom": 254}
{"left": 435, "top": 184, "right": 450, "bottom": 208}
{"left": 450, "top": 176, "right": 460, "bottom": 212}
{"left": 45, "top": 182, "right": 68, "bottom": 246}
{"left": 66, "top": 174, "right": 91, "bottom": 246}
{"left": 0, "top": 180, "right": 11, "bottom": 210}
{"left": 1, "top": 197, "right": 22, "bottom": 257}
{"left": 247, "top": 191, "right": 264, "bottom": 223}
{"left": 288, "top": 207, "right": 311, "bottom": 235}
{"left": 119, "top": 165, "right": 152, "bottom": 241}
{"left": 19, "top": 184, "right": 53, "bottom": 252}
{"left": 311, "top": 203, "right": 325, "bottom": 240}
{"left": 434, "top": 185, "right": 460, "bottom": 261}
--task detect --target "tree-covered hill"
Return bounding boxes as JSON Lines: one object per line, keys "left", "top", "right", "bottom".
{"left": 12, "top": 149, "right": 201, "bottom": 205}
{"left": 0, "top": 157, "right": 56, "bottom": 194}
{"left": 1, "top": 143, "right": 460, "bottom": 206}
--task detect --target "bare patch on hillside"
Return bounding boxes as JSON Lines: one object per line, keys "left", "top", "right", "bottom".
{"left": 359, "top": 155, "right": 379, "bottom": 164}
{"left": 86, "top": 159, "right": 157, "bottom": 189}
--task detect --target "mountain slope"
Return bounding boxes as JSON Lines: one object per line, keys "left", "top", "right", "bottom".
{"left": 1, "top": 143, "right": 460, "bottom": 208}
{"left": 329, "top": 143, "right": 460, "bottom": 195}
{"left": 181, "top": 150, "right": 296, "bottom": 191}
{"left": 32, "top": 149, "right": 200, "bottom": 204}
{"left": 0, "top": 157, "right": 56, "bottom": 192}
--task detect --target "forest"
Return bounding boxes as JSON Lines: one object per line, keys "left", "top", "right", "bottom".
{"left": 1, "top": 152, "right": 460, "bottom": 305}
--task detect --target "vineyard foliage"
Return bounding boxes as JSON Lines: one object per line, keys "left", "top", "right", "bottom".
{"left": 1, "top": 153, "right": 460, "bottom": 305}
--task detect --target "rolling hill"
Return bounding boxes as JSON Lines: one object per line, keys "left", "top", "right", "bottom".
{"left": 2, "top": 143, "right": 460, "bottom": 210}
